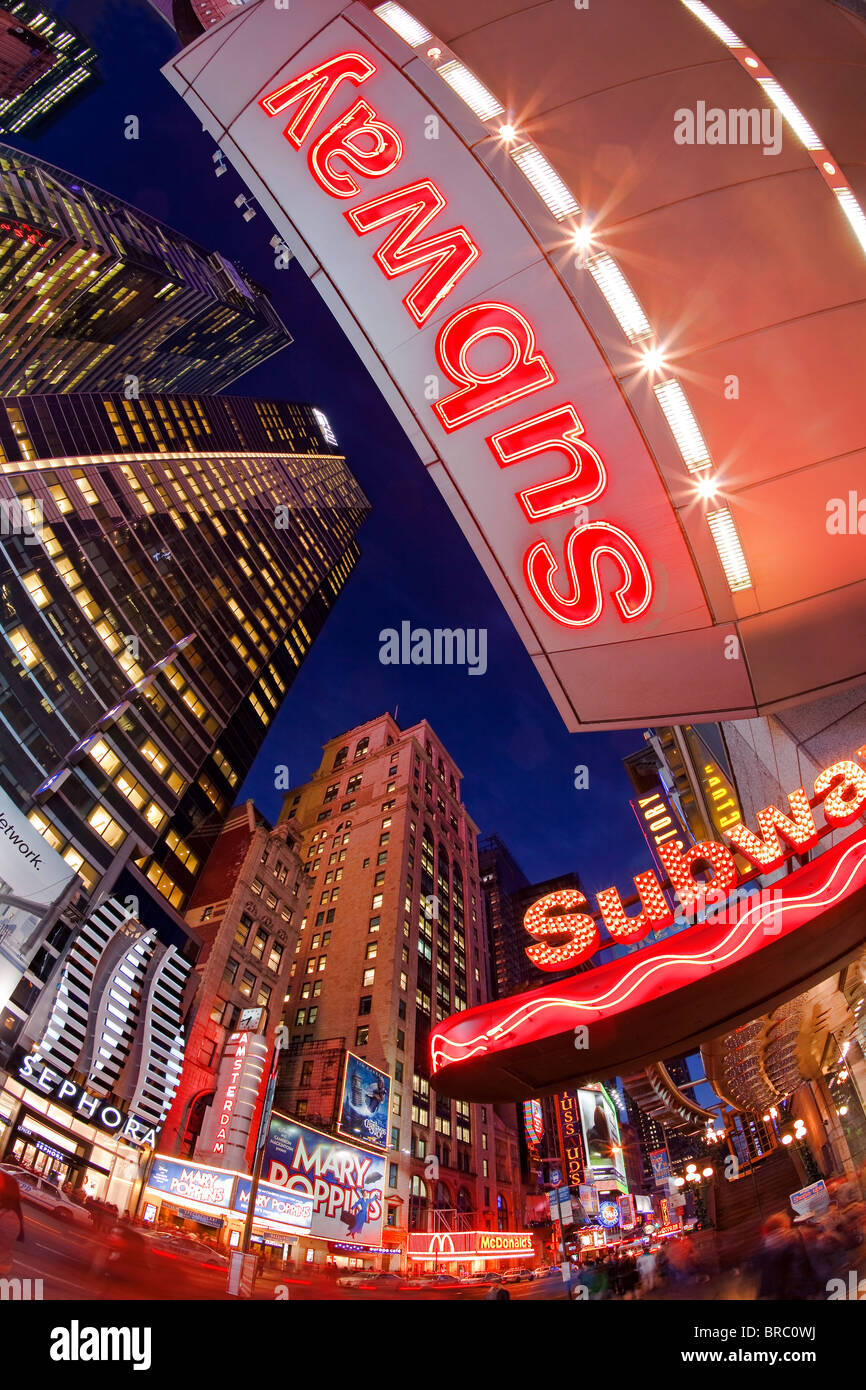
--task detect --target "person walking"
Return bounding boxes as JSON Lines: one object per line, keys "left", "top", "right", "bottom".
{"left": 636, "top": 1247, "right": 657, "bottom": 1294}
{"left": 0, "top": 1171, "right": 24, "bottom": 1276}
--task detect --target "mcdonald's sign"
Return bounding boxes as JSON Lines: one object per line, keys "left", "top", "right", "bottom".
{"left": 407, "top": 1230, "right": 534, "bottom": 1261}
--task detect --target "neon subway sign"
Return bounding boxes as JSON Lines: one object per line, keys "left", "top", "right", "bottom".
{"left": 520, "top": 749, "right": 866, "bottom": 972}
{"left": 430, "top": 750, "right": 866, "bottom": 1080}
{"left": 259, "top": 54, "right": 653, "bottom": 630}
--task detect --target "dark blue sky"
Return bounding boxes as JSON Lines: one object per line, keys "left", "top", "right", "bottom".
{"left": 13, "top": 0, "right": 658, "bottom": 899}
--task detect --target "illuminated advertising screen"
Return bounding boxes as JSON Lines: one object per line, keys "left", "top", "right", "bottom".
{"left": 0, "top": 786, "right": 76, "bottom": 1009}
{"left": 147, "top": 1158, "right": 234, "bottom": 1210}
{"left": 577, "top": 1086, "right": 626, "bottom": 1185}
{"left": 523, "top": 1099, "right": 544, "bottom": 1146}
{"left": 233, "top": 1178, "right": 314, "bottom": 1235}
{"left": 336, "top": 1051, "right": 391, "bottom": 1150}
{"left": 263, "top": 1113, "right": 385, "bottom": 1248}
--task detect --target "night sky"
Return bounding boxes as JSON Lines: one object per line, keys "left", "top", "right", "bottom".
{"left": 10, "top": 0, "right": 660, "bottom": 902}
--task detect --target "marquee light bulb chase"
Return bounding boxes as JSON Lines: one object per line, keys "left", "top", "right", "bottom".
{"left": 431, "top": 750, "right": 866, "bottom": 1099}
{"left": 258, "top": 53, "right": 653, "bottom": 632}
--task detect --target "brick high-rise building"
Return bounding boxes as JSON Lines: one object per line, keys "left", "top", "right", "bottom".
{"left": 160, "top": 801, "right": 309, "bottom": 1167}
{"left": 277, "top": 713, "right": 526, "bottom": 1266}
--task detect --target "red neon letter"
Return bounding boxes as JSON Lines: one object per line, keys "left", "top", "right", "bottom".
{"left": 813, "top": 760, "right": 866, "bottom": 829}
{"left": 523, "top": 889, "right": 599, "bottom": 972}
{"left": 259, "top": 52, "right": 376, "bottom": 148}
{"left": 724, "top": 786, "right": 819, "bottom": 868}
{"left": 345, "top": 179, "right": 480, "bottom": 326}
{"left": 596, "top": 870, "right": 671, "bottom": 945}
{"left": 656, "top": 839, "right": 737, "bottom": 917}
{"left": 309, "top": 99, "right": 403, "bottom": 198}
{"left": 432, "top": 302, "right": 555, "bottom": 432}
{"left": 524, "top": 522, "right": 652, "bottom": 628}
{"left": 488, "top": 404, "right": 607, "bottom": 521}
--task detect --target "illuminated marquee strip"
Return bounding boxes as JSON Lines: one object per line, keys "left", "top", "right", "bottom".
{"left": 430, "top": 826, "right": 866, "bottom": 1073}
{"left": 680, "top": 0, "right": 866, "bottom": 257}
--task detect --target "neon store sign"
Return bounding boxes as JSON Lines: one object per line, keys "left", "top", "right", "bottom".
{"left": 259, "top": 54, "right": 653, "bottom": 630}
{"left": 521, "top": 749, "right": 866, "bottom": 972}
{"left": 430, "top": 750, "right": 866, "bottom": 1079}
{"left": 17, "top": 1054, "right": 157, "bottom": 1147}
{"left": 408, "top": 1230, "right": 534, "bottom": 1260}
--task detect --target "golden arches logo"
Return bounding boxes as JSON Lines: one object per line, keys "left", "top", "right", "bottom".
{"left": 427, "top": 1232, "right": 456, "bottom": 1257}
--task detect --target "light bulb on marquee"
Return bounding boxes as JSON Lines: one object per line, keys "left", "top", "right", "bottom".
{"left": 597, "top": 868, "right": 671, "bottom": 943}
{"left": 656, "top": 836, "right": 738, "bottom": 915}
{"left": 523, "top": 887, "right": 599, "bottom": 971}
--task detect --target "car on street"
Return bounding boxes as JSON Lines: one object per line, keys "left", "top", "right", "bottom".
{"left": 336, "top": 1270, "right": 369, "bottom": 1288}
{"left": 0, "top": 1161, "right": 30, "bottom": 1177}
{"left": 16, "top": 1174, "right": 94, "bottom": 1226}
{"left": 353, "top": 1271, "right": 405, "bottom": 1292}
{"left": 150, "top": 1233, "right": 229, "bottom": 1271}
{"left": 501, "top": 1268, "right": 528, "bottom": 1285}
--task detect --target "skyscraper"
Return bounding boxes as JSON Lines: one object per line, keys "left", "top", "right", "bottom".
{"left": 161, "top": 800, "right": 309, "bottom": 1166}
{"left": 0, "top": 389, "right": 369, "bottom": 1051}
{"left": 275, "top": 713, "right": 526, "bottom": 1263}
{"left": 0, "top": 143, "right": 290, "bottom": 394}
{"left": 0, "top": 1, "right": 98, "bottom": 135}
{"left": 478, "top": 835, "right": 529, "bottom": 1000}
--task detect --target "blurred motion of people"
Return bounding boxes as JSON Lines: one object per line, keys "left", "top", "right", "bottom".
{"left": 636, "top": 1247, "right": 657, "bottom": 1294}
{"left": 753, "top": 1213, "right": 820, "bottom": 1300}
{"left": 0, "top": 1171, "right": 24, "bottom": 1276}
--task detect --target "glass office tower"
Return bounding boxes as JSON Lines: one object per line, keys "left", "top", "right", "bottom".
{"left": 0, "top": 389, "right": 369, "bottom": 1045}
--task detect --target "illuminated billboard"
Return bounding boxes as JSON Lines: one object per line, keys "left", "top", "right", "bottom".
{"left": 164, "top": 1, "right": 866, "bottom": 731}
{"left": 263, "top": 1112, "right": 385, "bottom": 1248}
{"left": 336, "top": 1051, "right": 391, "bottom": 1150}
{"left": 147, "top": 1158, "right": 234, "bottom": 1211}
{"left": 233, "top": 1178, "right": 314, "bottom": 1235}
{"left": 523, "top": 1098, "right": 543, "bottom": 1146}
{"left": 0, "top": 786, "right": 76, "bottom": 1012}
{"left": 577, "top": 1086, "right": 626, "bottom": 1186}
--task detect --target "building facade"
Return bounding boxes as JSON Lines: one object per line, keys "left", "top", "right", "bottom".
{"left": 0, "top": 389, "right": 368, "bottom": 1057}
{"left": 275, "top": 713, "right": 526, "bottom": 1266}
{"left": 0, "top": 863, "right": 200, "bottom": 1211}
{"left": 0, "top": 1, "right": 97, "bottom": 135}
{"left": 478, "top": 834, "right": 529, "bottom": 1000}
{"left": 0, "top": 143, "right": 289, "bottom": 394}
{"left": 160, "top": 801, "right": 309, "bottom": 1168}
